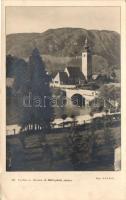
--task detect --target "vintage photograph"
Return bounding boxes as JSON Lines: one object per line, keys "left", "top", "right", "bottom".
{"left": 6, "top": 6, "right": 121, "bottom": 171}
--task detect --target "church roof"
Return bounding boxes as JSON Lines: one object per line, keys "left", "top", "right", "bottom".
{"left": 58, "top": 72, "right": 69, "bottom": 83}
{"left": 52, "top": 66, "right": 86, "bottom": 84}
{"left": 66, "top": 67, "right": 86, "bottom": 81}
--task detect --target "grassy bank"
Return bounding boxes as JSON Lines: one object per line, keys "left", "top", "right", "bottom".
{"left": 6, "top": 125, "right": 120, "bottom": 171}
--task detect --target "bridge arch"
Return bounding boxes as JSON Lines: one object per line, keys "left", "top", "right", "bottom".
{"left": 71, "top": 93, "right": 85, "bottom": 107}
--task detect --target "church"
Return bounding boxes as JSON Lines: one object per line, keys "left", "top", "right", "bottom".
{"left": 51, "top": 38, "right": 93, "bottom": 88}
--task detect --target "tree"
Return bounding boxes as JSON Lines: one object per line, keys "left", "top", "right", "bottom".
{"left": 99, "top": 84, "right": 120, "bottom": 112}
{"left": 6, "top": 56, "right": 28, "bottom": 125}
{"left": 99, "top": 84, "right": 120, "bottom": 101}
{"left": 20, "top": 48, "right": 54, "bottom": 133}
{"left": 6, "top": 54, "right": 17, "bottom": 78}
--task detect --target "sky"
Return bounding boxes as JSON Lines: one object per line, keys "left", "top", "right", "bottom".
{"left": 6, "top": 6, "right": 120, "bottom": 34}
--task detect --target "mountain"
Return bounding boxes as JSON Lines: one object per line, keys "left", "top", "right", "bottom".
{"left": 6, "top": 28, "right": 120, "bottom": 77}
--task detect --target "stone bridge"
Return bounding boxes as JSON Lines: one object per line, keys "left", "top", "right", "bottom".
{"left": 63, "top": 89, "right": 99, "bottom": 106}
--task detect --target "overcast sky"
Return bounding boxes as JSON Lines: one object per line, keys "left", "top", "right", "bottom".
{"left": 6, "top": 6, "right": 120, "bottom": 34}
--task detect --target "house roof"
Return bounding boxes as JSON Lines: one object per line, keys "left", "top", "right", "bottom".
{"left": 59, "top": 72, "right": 69, "bottom": 83}
{"left": 52, "top": 66, "right": 86, "bottom": 84}
{"left": 66, "top": 67, "right": 86, "bottom": 81}
{"left": 51, "top": 71, "right": 59, "bottom": 79}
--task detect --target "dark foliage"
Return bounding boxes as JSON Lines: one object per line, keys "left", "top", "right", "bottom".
{"left": 19, "top": 48, "right": 54, "bottom": 131}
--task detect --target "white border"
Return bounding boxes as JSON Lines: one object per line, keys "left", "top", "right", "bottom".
{"left": 1, "top": 1, "right": 126, "bottom": 200}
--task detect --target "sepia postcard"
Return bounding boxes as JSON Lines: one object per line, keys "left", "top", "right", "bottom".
{"left": 0, "top": 0, "right": 126, "bottom": 200}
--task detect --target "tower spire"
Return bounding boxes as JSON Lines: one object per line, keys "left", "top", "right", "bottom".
{"left": 85, "top": 37, "right": 88, "bottom": 46}
{"left": 84, "top": 37, "right": 88, "bottom": 51}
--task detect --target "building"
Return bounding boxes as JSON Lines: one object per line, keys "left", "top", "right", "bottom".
{"left": 81, "top": 37, "right": 92, "bottom": 80}
{"left": 52, "top": 71, "right": 69, "bottom": 87}
{"left": 52, "top": 38, "right": 92, "bottom": 88}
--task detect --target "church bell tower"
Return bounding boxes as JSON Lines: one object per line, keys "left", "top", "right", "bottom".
{"left": 82, "top": 38, "right": 92, "bottom": 80}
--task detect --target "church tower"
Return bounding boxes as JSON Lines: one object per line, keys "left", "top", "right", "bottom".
{"left": 82, "top": 38, "right": 92, "bottom": 80}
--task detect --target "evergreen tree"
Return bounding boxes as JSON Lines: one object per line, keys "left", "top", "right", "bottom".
{"left": 20, "top": 48, "right": 54, "bottom": 132}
